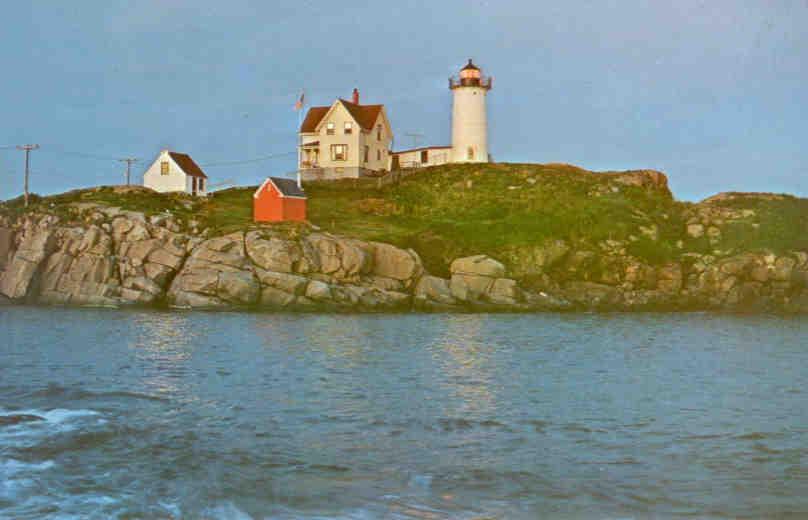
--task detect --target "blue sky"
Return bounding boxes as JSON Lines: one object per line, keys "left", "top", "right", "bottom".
{"left": 1, "top": 0, "right": 805, "bottom": 201}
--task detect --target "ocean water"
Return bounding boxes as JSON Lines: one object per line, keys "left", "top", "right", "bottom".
{"left": 0, "top": 307, "right": 806, "bottom": 519}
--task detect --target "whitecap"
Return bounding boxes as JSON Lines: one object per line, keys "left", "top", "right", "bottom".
{"left": 0, "top": 458, "right": 55, "bottom": 475}
{"left": 408, "top": 473, "right": 433, "bottom": 490}
{"left": 0, "top": 408, "right": 99, "bottom": 424}
{"left": 39, "top": 408, "right": 100, "bottom": 423}
{"left": 203, "top": 502, "right": 255, "bottom": 520}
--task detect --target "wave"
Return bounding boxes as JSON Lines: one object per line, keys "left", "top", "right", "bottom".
{"left": 0, "top": 458, "right": 55, "bottom": 475}
{"left": 27, "top": 383, "right": 169, "bottom": 403}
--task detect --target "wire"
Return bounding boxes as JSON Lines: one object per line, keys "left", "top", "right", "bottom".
{"left": 5, "top": 143, "right": 296, "bottom": 169}
{"left": 199, "top": 151, "right": 297, "bottom": 167}
{"left": 40, "top": 146, "right": 126, "bottom": 162}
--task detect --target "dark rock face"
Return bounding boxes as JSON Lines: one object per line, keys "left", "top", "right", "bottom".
{"left": 1, "top": 202, "right": 807, "bottom": 313}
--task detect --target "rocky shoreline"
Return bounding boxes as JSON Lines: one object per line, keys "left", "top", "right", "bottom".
{"left": 1, "top": 197, "right": 807, "bottom": 313}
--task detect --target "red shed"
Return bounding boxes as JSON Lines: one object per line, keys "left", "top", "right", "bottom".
{"left": 253, "top": 176, "right": 307, "bottom": 223}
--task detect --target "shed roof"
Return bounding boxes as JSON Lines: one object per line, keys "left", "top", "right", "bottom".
{"left": 168, "top": 152, "right": 208, "bottom": 178}
{"left": 254, "top": 176, "right": 307, "bottom": 199}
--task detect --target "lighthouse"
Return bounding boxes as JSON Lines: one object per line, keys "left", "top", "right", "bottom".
{"left": 450, "top": 59, "right": 492, "bottom": 163}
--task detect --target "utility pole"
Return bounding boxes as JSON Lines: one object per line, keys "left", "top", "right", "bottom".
{"left": 118, "top": 157, "right": 138, "bottom": 185}
{"left": 16, "top": 144, "right": 39, "bottom": 207}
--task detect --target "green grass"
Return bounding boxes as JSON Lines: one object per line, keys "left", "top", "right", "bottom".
{"left": 707, "top": 195, "right": 808, "bottom": 254}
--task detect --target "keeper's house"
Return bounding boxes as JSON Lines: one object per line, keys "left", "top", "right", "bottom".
{"left": 298, "top": 89, "right": 393, "bottom": 181}
{"left": 253, "top": 176, "right": 307, "bottom": 223}
{"left": 143, "top": 150, "right": 208, "bottom": 196}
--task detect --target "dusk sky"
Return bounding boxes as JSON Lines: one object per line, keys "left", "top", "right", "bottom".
{"left": 1, "top": 1, "right": 805, "bottom": 201}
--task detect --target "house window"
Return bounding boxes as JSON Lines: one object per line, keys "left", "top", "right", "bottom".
{"left": 198, "top": 178, "right": 205, "bottom": 191}
{"left": 344, "top": 122, "right": 353, "bottom": 134}
{"left": 363, "top": 145, "right": 369, "bottom": 163}
{"left": 331, "top": 144, "right": 347, "bottom": 161}
{"left": 377, "top": 149, "right": 381, "bottom": 161}
{"left": 160, "top": 161, "right": 169, "bottom": 175}
{"left": 192, "top": 177, "right": 197, "bottom": 194}
{"left": 376, "top": 124, "right": 382, "bottom": 141}
{"left": 326, "top": 122, "right": 335, "bottom": 135}
{"left": 421, "top": 150, "right": 429, "bottom": 164}
{"left": 467, "top": 147, "right": 474, "bottom": 160}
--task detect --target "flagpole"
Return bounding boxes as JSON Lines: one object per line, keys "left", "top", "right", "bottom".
{"left": 296, "top": 90, "right": 305, "bottom": 187}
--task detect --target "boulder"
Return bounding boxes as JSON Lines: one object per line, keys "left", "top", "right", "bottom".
{"left": 255, "top": 269, "right": 309, "bottom": 295}
{"left": 360, "top": 289, "right": 410, "bottom": 309}
{"left": 488, "top": 278, "right": 521, "bottom": 305}
{"left": 126, "top": 222, "right": 151, "bottom": 242}
{"left": 362, "top": 275, "right": 405, "bottom": 292}
{"left": 305, "top": 280, "right": 332, "bottom": 301}
{"left": 562, "top": 281, "right": 621, "bottom": 308}
{"left": 147, "top": 248, "right": 185, "bottom": 271}
{"left": 414, "top": 275, "right": 456, "bottom": 306}
{"left": 774, "top": 256, "right": 796, "bottom": 282}
{"left": 246, "top": 231, "right": 301, "bottom": 273}
{"left": 686, "top": 223, "right": 704, "bottom": 238}
{"left": 144, "top": 262, "right": 175, "bottom": 286}
{"left": 0, "top": 228, "right": 16, "bottom": 272}
{"left": 0, "top": 227, "right": 58, "bottom": 299}
{"left": 450, "top": 255, "right": 506, "bottom": 278}
{"left": 450, "top": 273, "right": 494, "bottom": 302}
{"left": 304, "top": 234, "right": 372, "bottom": 280}
{"left": 656, "top": 263, "right": 683, "bottom": 294}
{"left": 171, "top": 290, "right": 228, "bottom": 309}
{"left": 190, "top": 233, "right": 249, "bottom": 270}
{"left": 177, "top": 270, "right": 220, "bottom": 295}
{"left": 217, "top": 271, "right": 259, "bottom": 304}
{"left": 260, "top": 286, "right": 296, "bottom": 307}
{"left": 123, "top": 276, "right": 163, "bottom": 299}
{"left": 371, "top": 242, "right": 423, "bottom": 282}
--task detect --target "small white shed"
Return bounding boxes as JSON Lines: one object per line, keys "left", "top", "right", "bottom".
{"left": 143, "top": 150, "right": 208, "bottom": 196}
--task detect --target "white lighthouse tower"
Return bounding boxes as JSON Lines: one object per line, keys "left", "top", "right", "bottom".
{"left": 450, "top": 59, "right": 492, "bottom": 163}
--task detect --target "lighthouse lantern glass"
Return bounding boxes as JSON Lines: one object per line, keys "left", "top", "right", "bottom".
{"left": 460, "top": 68, "right": 480, "bottom": 80}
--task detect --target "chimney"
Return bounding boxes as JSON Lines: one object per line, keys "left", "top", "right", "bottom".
{"left": 352, "top": 88, "right": 359, "bottom": 104}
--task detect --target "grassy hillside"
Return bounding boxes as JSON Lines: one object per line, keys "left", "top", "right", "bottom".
{"left": 3, "top": 163, "right": 807, "bottom": 277}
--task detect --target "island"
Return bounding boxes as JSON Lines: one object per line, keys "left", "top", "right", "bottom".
{"left": 1, "top": 163, "right": 807, "bottom": 313}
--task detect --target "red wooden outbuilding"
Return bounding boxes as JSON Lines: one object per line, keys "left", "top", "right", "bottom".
{"left": 253, "top": 176, "right": 307, "bottom": 223}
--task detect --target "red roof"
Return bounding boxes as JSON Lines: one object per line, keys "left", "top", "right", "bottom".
{"left": 339, "top": 99, "right": 384, "bottom": 131}
{"left": 168, "top": 152, "right": 208, "bottom": 178}
{"left": 300, "top": 106, "right": 330, "bottom": 133}
{"left": 299, "top": 100, "right": 384, "bottom": 133}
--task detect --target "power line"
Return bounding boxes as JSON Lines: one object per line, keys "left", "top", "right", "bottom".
{"left": 199, "top": 151, "right": 297, "bottom": 167}
{"left": 40, "top": 146, "right": 123, "bottom": 162}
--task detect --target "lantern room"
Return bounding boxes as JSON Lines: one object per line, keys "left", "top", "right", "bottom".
{"left": 449, "top": 59, "right": 492, "bottom": 89}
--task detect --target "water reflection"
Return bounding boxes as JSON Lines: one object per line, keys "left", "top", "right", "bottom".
{"left": 433, "top": 314, "right": 497, "bottom": 417}
{"left": 128, "top": 311, "right": 198, "bottom": 397}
